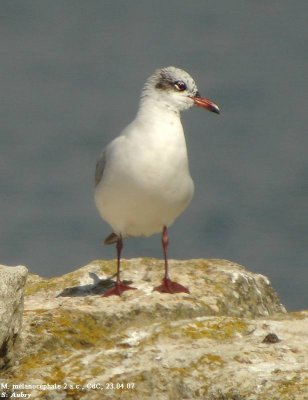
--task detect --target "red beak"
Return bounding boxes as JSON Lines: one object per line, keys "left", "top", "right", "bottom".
{"left": 191, "top": 95, "right": 220, "bottom": 114}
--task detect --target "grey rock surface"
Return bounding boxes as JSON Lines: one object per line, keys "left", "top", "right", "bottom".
{"left": 0, "top": 264, "right": 28, "bottom": 370}
{"left": 2, "top": 259, "right": 307, "bottom": 399}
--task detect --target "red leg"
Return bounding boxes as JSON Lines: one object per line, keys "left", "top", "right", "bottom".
{"left": 153, "top": 226, "right": 189, "bottom": 294}
{"left": 102, "top": 237, "right": 137, "bottom": 297}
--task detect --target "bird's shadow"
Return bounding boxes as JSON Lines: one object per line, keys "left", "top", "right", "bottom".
{"left": 56, "top": 272, "right": 133, "bottom": 298}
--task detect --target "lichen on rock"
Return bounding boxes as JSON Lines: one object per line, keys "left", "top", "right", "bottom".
{"left": 1, "top": 258, "right": 307, "bottom": 399}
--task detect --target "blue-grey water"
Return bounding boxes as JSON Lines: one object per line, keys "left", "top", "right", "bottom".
{"left": 0, "top": 1, "right": 307, "bottom": 310}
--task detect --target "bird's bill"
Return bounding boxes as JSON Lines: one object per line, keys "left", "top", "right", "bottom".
{"left": 192, "top": 96, "right": 220, "bottom": 114}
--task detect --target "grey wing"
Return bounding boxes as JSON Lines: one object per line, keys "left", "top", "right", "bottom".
{"left": 95, "top": 150, "right": 106, "bottom": 186}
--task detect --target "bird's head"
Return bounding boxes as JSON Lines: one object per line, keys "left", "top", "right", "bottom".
{"left": 142, "top": 66, "right": 220, "bottom": 114}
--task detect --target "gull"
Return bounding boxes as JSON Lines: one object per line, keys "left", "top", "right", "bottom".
{"left": 94, "top": 66, "right": 220, "bottom": 297}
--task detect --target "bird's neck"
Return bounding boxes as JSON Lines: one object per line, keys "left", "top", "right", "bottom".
{"left": 136, "top": 95, "right": 181, "bottom": 125}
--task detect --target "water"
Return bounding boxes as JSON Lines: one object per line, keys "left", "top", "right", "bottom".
{"left": 0, "top": 1, "right": 307, "bottom": 310}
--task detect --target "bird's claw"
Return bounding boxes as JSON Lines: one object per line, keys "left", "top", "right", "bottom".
{"left": 154, "top": 277, "right": 189, "bottom": 294}
{"left": 102, "top": 281, "right": 137, "bottom": 297}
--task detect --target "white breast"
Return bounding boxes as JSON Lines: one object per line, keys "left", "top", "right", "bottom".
{"left": 94, "top": 110, "right": 194, "bottom": 237}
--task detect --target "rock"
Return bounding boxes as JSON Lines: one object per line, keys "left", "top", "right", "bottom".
{"left": 0, "top": 264, "right": 28, "bottom": 370}
{"left": 2, "top": 259, "right": 307, "bottom": 399}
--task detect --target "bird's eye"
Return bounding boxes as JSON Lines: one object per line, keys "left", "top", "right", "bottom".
{"left": 174, "top": 81, "right": 187, "bottom": 91}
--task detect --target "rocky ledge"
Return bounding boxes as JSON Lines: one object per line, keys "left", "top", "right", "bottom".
{"left": 0, "top": 264, "right": 28, "bottom": 370}
{"left": 1, "top": 258, "right": 307, "bottom": 399}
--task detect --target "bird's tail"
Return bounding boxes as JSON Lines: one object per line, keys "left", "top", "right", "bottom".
{"left": 104, "top": 232, "right": 119, "bottom": 245}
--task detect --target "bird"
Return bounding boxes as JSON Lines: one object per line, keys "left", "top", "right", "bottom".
{"left": 94, "top": 66, "right": 220, "bottom": 297}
